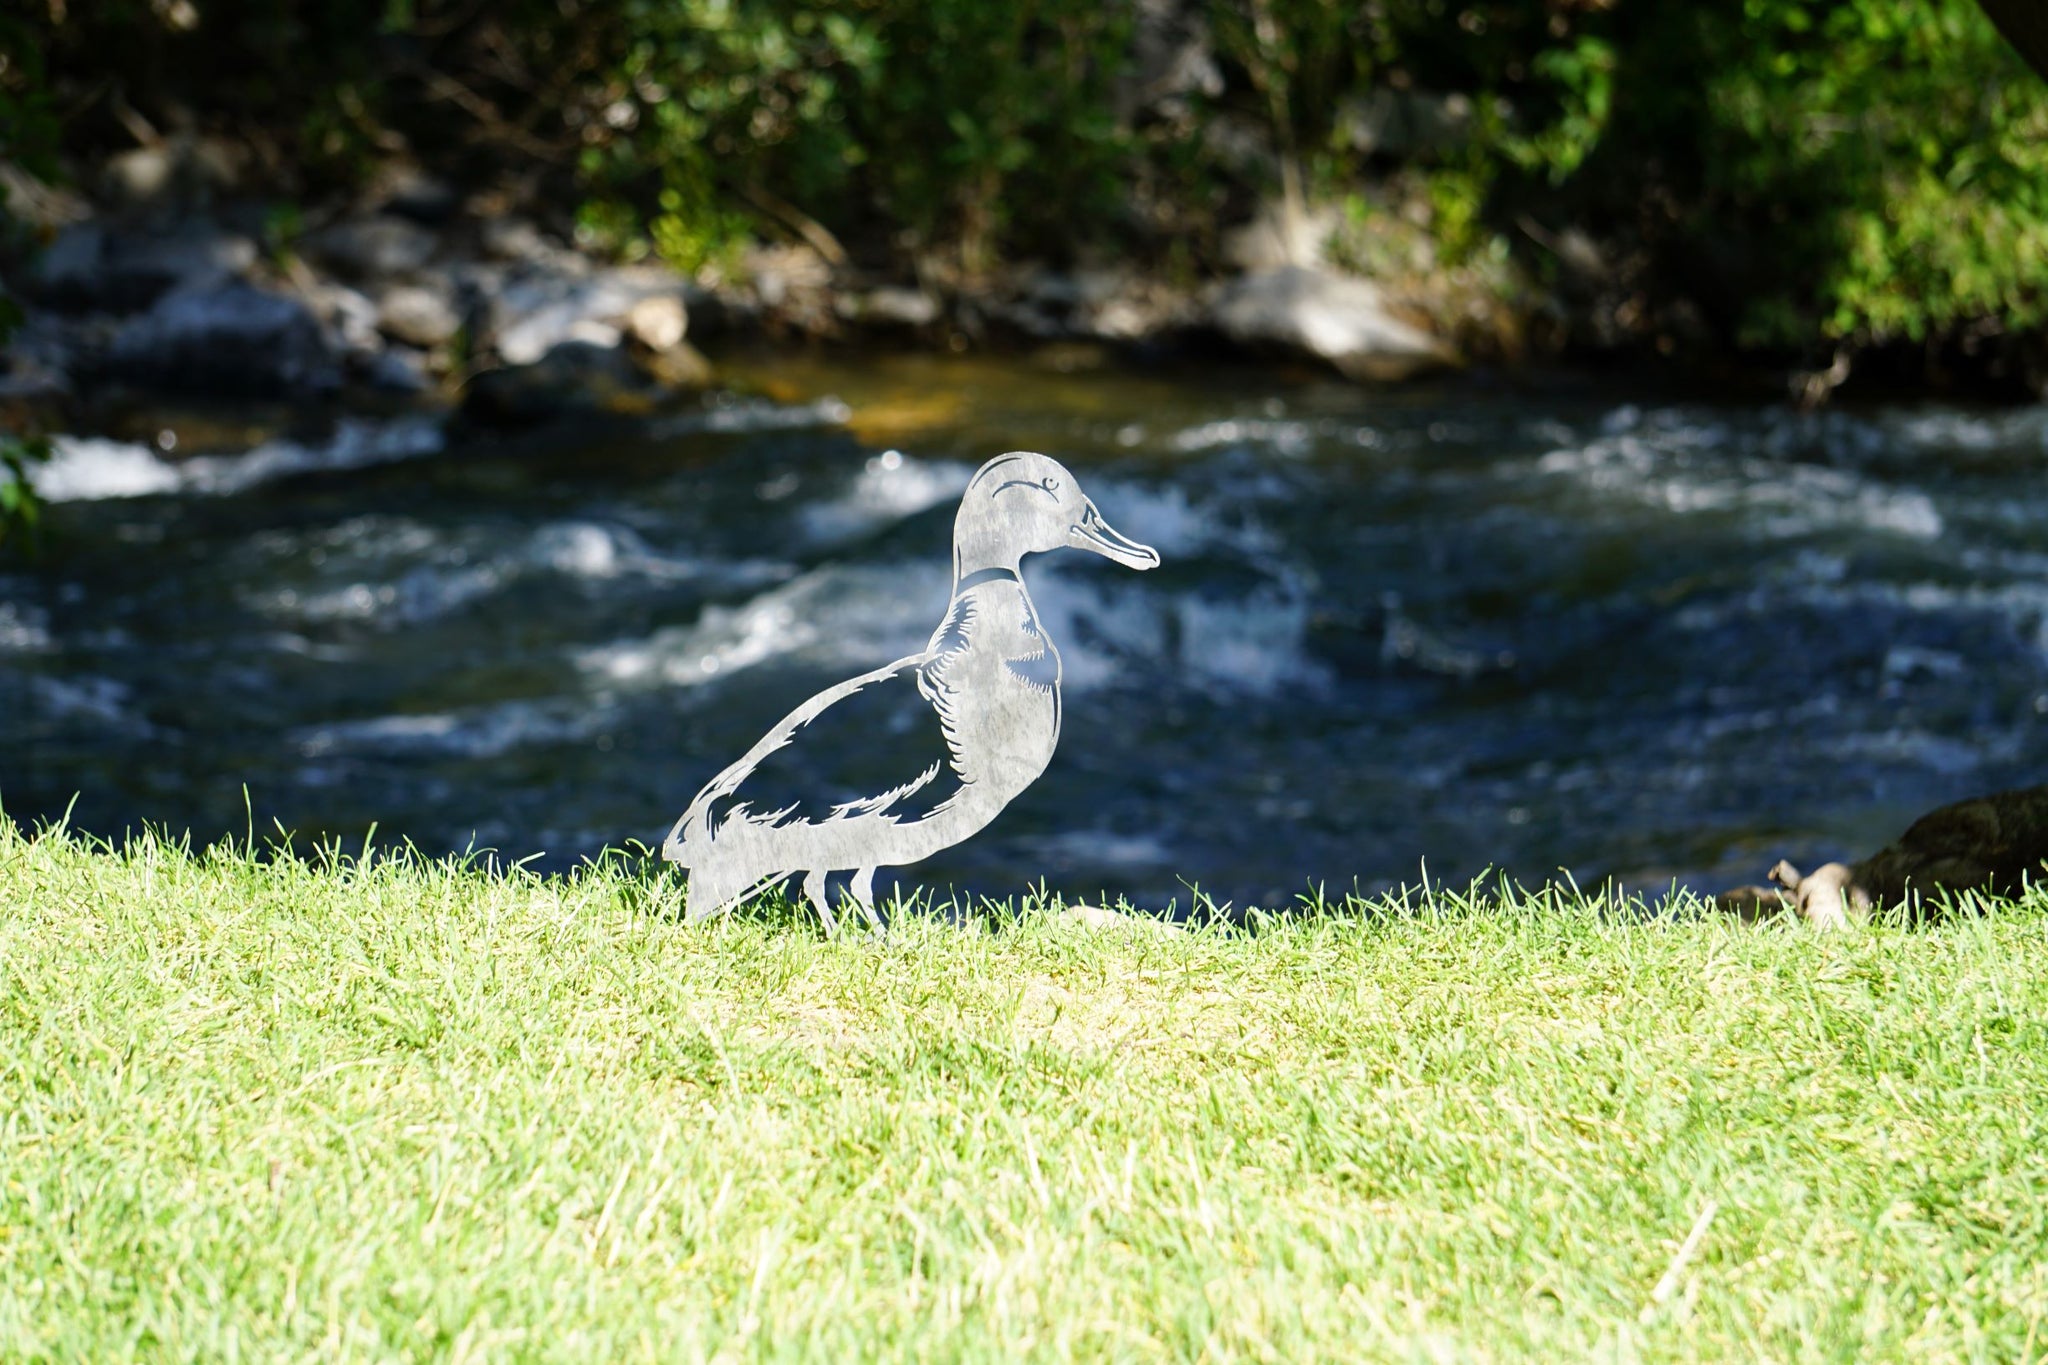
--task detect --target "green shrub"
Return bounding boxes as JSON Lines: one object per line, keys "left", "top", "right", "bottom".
{"left": 8, "top": 0, "right": 2048, "bottom": 356}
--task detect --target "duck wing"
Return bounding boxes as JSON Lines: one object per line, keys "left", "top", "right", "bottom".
{"left": 675, "top": 650, "right": 969, "bottom": 854}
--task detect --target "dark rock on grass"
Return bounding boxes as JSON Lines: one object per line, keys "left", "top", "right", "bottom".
{"left": 100, "top": 281, "right": 339, "bottom": 398}
{"left": 1723, "top": 785, "right": 2048, "bottom": 926}
{"left": 1855, "top": 785, "right": 2048, "bottom": 904}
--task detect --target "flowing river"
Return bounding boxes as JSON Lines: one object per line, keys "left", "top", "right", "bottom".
{"left": 8, "top": 352, "right": 2047, "bottom": 912}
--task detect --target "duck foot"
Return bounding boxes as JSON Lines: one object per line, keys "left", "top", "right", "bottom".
{"left": 849, "top": 866, "right": 888, "bottom": 938}
{"left": 801, "top": 869, "right": 842, "bottom": 937}
{"left": 800, "top": 868, "right": 893, "bottom": 939}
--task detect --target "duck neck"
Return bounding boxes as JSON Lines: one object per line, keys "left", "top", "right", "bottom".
{"left": 954, "top": 563, "right": 1023, "bottom": 593}
{"left": 952, "top": 528, "right": 1024, "bottom": 590}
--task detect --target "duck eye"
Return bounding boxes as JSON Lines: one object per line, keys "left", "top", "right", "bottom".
{"left": 1043, "top": 478, "right": 1060, "bottom": 493}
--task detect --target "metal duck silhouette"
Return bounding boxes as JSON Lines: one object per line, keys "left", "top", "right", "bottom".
{"left": 662, "top": 451, "right": 1160, "bottom": 933}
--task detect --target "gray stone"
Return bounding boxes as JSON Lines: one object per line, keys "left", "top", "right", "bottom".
{"left": 308, "top": 282, "right": 382, "bottom": 354}
{"left": 102, "top": 282, "right": 339, "bottom": 397}
{"left": 488, "top": 266, "right": 681, "bottom": 366}
{"left": 1066, "top": 269, "right": 1193, "bottom": 341}
{"left": 623, "top": 294, "right": 689, "bottom": 351}
{"left": 995, "top": 268, "right": 1193, "bottom": 344}
{"left": 842, "top": 286, "right": 940, "bottom": 329}
{"left": 102, "top": 147, "right": 175, "bottom": 205}
{"left": 478, "top": 217, "right": 579, "bottom": 268}
{"left": 744, "top": 243, "right": 835, "bottom": 331}
{"left": 360, "top": 346, "right": 434, "bottom": 394}
{"left": 1211, "top": 265, "right": 1456, "bottom": 382}
{"left": 28, "top": 222, "right": 257, "bottom": 313}
{"left": 303, "top": 214, "right": 439, "bottom": 281}
{"left": 377, "top": 284, "right": 463, "bottom": 348}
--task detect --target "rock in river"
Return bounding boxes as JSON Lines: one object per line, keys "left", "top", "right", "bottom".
{"left": 459, "top": 341, "right": 678, "bottom": 427}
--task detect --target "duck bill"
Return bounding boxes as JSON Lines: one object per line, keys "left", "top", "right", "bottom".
{"left": 1070, "top": 505, "right": 1160, "bottom": 570}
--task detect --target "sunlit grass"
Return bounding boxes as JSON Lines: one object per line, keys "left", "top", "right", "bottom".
{"left": 3, "top": 820, "right": 2046, "bottom": 1361}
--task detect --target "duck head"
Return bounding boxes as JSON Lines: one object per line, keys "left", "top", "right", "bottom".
{"left": 954, "top": 451, "right": 1160, "bottom": 577}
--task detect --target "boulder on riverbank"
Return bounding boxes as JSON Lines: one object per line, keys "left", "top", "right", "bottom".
{"left": 26, "top": 221, "right": 258, "bottom": 314}
{"left": 483, "top": 260, "right": 691, "bottom": 367}
{"left": 2, "top": 204, "right": 721, "bottom": 417}
{"left": 302, "top": 214, "right": 439, "bottom": 282}
{"left": 1211, "top": 265, "right": 1458, "bottom": 382}
{"left": 100, "top": 280, "right": 340, "bottom": 398}
{"left": 2, "top": 162, "right": 1495, "bottom": 428}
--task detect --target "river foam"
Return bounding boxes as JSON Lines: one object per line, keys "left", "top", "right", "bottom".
{"left": 38, "top": 417, "right": 445, "bottom": 501}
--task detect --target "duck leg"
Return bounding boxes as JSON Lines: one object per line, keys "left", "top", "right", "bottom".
{"left": 850, "top": 866, "right": 886, "bottom": 936}
{"left": 801, "top": 869, "right": 842, "bottom": 937}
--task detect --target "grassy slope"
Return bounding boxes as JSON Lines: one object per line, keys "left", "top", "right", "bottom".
{"left": 3, "top": 826, "right": 2047, "bottom": 1362}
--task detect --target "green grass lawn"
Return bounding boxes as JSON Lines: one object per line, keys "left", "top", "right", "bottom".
{"left": 4, "top": 823, "right": 2047, "bottom": 1362}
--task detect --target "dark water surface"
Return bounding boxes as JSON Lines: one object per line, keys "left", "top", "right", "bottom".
{"left": 9, "top": 354, "right": 2047, "bottom": 910}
